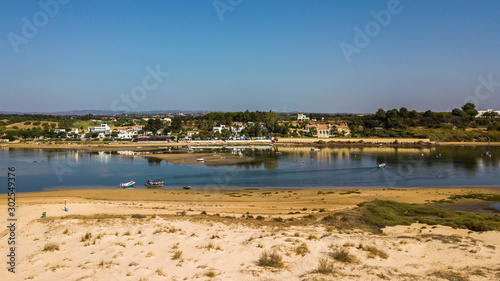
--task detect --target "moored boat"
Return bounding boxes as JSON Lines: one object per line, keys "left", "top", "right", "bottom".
{"left": 145, "top": 180, "right": 164, "bottom": 188}
{"left": 377, "top": 163, "right": 386, "bottom": 169}
{"left": 120, "top": 181, "right": 135, "bottom": 189}
{"left": 311, "top": 148, "right": 320, "bottom": 152}
{"left": 183, "top": 185, "right": 191, "bottom": 190}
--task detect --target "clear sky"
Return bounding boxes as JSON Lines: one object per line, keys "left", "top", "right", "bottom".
{"left": 1, "top": 0, "right": 499, "bottom": 113}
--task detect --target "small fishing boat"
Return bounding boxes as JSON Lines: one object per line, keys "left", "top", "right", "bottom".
{"left": 145, "top": 180, "right": 164, "bottom": 188}
{"left": 311, "top": 148, "right": 320, "bottom": 152}
{"left": 183, "top": 185, "right": 191, "bottom": 190}
{"left": 275, "top": 152, "right": 282, "bottom": 155}
{"left": 120, "top": 181, "right": 135, "bottom": 189}
{"left": 196, "top": 158, "right": 204, "bottom": 162}
{"left": 377, "top": 163, "right": 386, "bottom": 169}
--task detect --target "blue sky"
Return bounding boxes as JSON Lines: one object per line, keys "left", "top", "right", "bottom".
{"left": 1, "top": 0, "right": 499, "bottom": 113}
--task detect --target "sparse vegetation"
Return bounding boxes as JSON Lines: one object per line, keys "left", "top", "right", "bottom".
{"left": 430, "top": 270, "right": 468, "bottom": 281}
{"left": 316, "top": 257, "right": 335, "bottom": 274}
{"left": 98, "top": 260, "right": 118, "bottom": 268}
{"left": 257, "top": 250, "right": 283, "bottom": 268}
{"left": 156, "top": 268, "right": 167, "bottom": 277}
{"left": 295, "top": 242, "right": 310, "bottom": 256}
{"left": 204, "top": 270, "right": 217, "bottom": 278}
{"left": 172, "top": 250, "right": 183, "bottom": 260}
{"left": 42, "top": 243, "right": 59, "bottom": 252}
{"left": 362, "top": 245, "right": 388, "bottom": 259}
{"left": 81, "top": 232, "right": 92, "bottom": 242}
{"left": 331, "top": 248, "right": 357, "bottom": 263}
{"left": 323, "top": 200, "right": 500, "bottom": 233}
{"left": 131, "top": 214, "right": 146, "bottom": 219}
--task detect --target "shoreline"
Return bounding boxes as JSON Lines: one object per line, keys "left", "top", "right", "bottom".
{"left": 4, "top": 139, "right": 500, "bottom": 152}
{"left": 5, "top": 186, "right": 499, "bottom": 214}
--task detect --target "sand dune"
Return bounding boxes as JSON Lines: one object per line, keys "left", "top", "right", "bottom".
{"left": 1, "top": 187, "right": 499, "bottom": 280}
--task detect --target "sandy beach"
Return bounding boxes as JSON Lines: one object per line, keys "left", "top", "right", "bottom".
{"left": 1, "top": 187, "right": 499, "bottom": 280}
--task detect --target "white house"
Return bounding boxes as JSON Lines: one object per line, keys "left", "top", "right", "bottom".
{"left": 132, "top": 125, "right": 143, "bottom": 132}
{"left": 476, "top": 109, "right": 500, "bottom": 117}
{"left": 117, "top": 130, "right": 137, "bottom": 139}
{"left": 231, "top": 125, "right": 245, "bottom": 134}
{"left": 212, "top": 125, "right": 228, "bottom": 134}
{"left": 163, "top": 118, "right": 172, "bottom": 122}
{"left": 87, "top": 124, "right": 111, "bottom": 134}
{"left": 54, "top": 129, "right": 66, "bottom": 133}
{"left": 69, "top": 128, "right": 79, "bottom": 134}
{"left": 297, "top": 114, "right": 310, "bottom": 121}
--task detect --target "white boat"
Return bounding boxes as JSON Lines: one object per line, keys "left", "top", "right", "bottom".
{"left": 311, "top": 148, "right": 320, "bottom": 152}
{"left": 120, "top": 181, "right": 135, "bottom": 189}
{"left": 196, "top": 158, "right": 205, "bottom": 162}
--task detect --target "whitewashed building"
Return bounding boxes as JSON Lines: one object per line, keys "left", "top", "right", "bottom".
{"left": 297, "top": 114, "right": 310, "bottom": 121}
{"left": 476, "top": 109, "right": 500, "bottom": 117}
{"left": 87, "top": 124, "right": 111, "bottom": 134}
{"left": 212, "top": 125, "right": 228, "bottom": 134}
{"left": 117, "top": 130, "right": 137, "bottom": 139}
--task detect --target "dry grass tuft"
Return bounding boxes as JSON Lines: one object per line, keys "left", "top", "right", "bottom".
{"left": 172, "top": 250, "right": 183, "bottom": 260}
{"left": 430, "top": 270, "right": 468, "bottom": 281}
{"left": 362, "top": 245, "right": 388, "bottom": 259}
{"left": 295, "top": 242, "right": 310, "bottom": 256}
{"left": 316, "top": 257, "right": 335, "bottom": 275}
{"left": 156, "top": 268, "right": 167, "bottom": 277}
{"left": 204, "top": 270, "right": 217, "bottom": 278}
{"left": 331, "top": 248, "right": 357, "bottom": 263}
{"left": 257, "top": 250, "right": 284, "bottom": 268}
{"left": 81, "top": 232, "right": 92, "bottom": 242}
{"left": 42, "top": 243, "right": 59, "bottom": 252}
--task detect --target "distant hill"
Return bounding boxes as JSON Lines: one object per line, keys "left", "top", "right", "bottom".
{"left": 0, "top": 109, "right": 368, "bottom": 116}
{"left": 0, "top": 109, "right": 212, "bottom": 116}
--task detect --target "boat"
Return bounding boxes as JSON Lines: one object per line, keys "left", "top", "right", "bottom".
{"left": 145, "top": 180, "right": 164, "bottom": 188}
{"left": 183, "top": 185, "right": 191, "bottom": 190}
{"left": 377, "top": 163, "right": 386, "bottom": 169}
{"left": 275, "top": 152, "right": 282, "bottom": 155}
{"left": 120, "top": 181, "right": 135, "bottom": 189}
{"left": 196, "top": 158, "right": 204, "bottom": 162}
{"left": 311, "top": 148, "right": 320, "bottom": 152}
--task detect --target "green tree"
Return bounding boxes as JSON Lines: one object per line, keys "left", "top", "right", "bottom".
{"left": 171, "top": 116, "right": 183, "bottom": 132}
{"left": 375, "top": 108, "right": 386, "bottom": 120}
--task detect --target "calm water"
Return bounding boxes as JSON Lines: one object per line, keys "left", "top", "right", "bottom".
{"left": 1, "top": 146, "right": 500, "bottom": 193}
